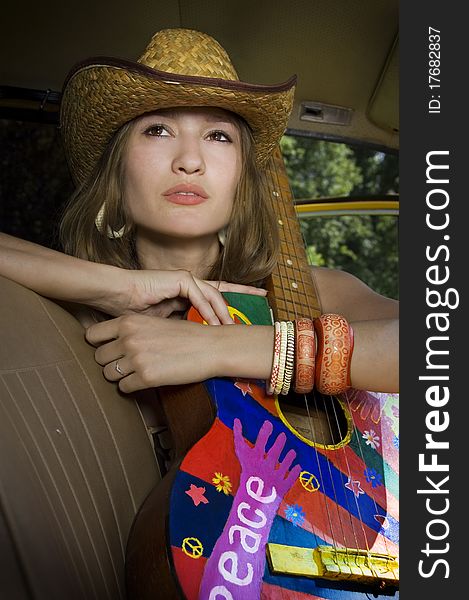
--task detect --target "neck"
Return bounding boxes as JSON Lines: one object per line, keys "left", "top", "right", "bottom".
{"left": 136, "top": 230, "right": 221, "bottom": 279}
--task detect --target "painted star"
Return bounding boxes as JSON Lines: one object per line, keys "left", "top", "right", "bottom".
{"left": 344, "top": 475, "right": 365, "bottom": 498}
{"left": 185, "top": 484, "right": 209, "bottom": 506}
{"left": 234, "top": 379, "right": 253, "bottom": 396}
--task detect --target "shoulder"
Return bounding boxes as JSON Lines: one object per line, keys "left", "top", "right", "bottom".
{"left": 310, "top": 266, "right": 398, "bottom": 321}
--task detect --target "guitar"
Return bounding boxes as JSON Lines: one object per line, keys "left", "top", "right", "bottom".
{"left": 125, "top": 150, "right": 399, "bottom": 600}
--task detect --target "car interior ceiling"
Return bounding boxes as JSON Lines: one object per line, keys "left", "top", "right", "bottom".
{"left": 1, "top": 0, "right": 399, "bottom": 151}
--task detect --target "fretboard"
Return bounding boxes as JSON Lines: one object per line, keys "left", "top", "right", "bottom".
{"left": 265, "top": 147, "right": 321, "bottom": 321}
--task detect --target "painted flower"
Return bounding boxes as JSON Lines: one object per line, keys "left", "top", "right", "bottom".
{"left": 284, "top": 504, "right": 305, "bottom": 527}
{"left": 393, "top": 434, "right": 399, "bottom": 449}
{"left": 364, "top": 467, "right": 383, "bottom": 488}
{"left": 212, "top": 472, "right": 232, "bottom": 494}
{"left": 362, "top": 429, "right": 380, "bottom": 449}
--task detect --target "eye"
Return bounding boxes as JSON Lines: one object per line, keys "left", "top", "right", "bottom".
{"left": 143, "top": 124, "right": 171, "bottom": 137}
{"left": 206, "top": 130, "right": 232, "bottom": 143}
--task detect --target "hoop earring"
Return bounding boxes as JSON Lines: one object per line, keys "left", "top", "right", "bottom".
{"left": 218, "top": 228, "right": 227, "bottom": 246}
{"left": 95, "top": 203, "right": 126, "bottom": 239}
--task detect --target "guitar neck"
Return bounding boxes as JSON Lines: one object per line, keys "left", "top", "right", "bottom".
{"left": 265, "top": 147, "right": 321, "bottom": 321}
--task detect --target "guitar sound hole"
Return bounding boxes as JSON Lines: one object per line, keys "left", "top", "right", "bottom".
{"left": 278, "top": 392, "right": 348, "bottom": 446}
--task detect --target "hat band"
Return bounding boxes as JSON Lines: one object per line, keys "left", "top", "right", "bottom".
{"left": 63, "top": 57, "right": 297, "bottom": 95}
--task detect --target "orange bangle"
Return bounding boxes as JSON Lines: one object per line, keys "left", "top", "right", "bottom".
{"left": 293, "top": 318, "right": 315, "bottom": 394}
{"left": 313, "top": 314, "right": 354, "bottom": 395}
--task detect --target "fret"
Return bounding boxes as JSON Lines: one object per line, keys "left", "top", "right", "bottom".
{"left": 270, "top": 287, "right": 319, "bottom": 309}
{"left": 277, "top": 254, "right": 310, "bottom": 270}
{"left": 269, "top": 275, "right": 310, "bottom": 296}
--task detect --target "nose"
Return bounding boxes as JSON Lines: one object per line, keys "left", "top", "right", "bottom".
{"left": 172, "top": 138, "right": 205, "bottom": 175}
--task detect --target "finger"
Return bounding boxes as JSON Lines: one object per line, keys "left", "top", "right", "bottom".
{"left": 118, "top": 372, "right": 146, "bottom": 394}
{"left": 94, "top": 338, "right": 124, "bottom": 366}
{"left": 233, "top": 417, "right": 246, "bottom": 455}
{"left": 208, "top": 281, "right": 267, "bottom": 297}
{"left": 194, "top": 277, "right": 232, "bottom": 324}
{"left": 284, "top": 463, "right": 302, "bottom": 489}
{"left": 265, "top": 431, "right": 287, "bottom": 467}
{"left": 86, "top": 317, "right": 121, "bottom": 346}
{"left": 277, "top": 448, "right": 297, "bottom": 478}
{"left": 197, "top": 281, "right": 234, "bottom": 325}
{"left": 178, "top": 276, "right": 222, "bottom": 326}
{"left": 253, "top": 419, "right": 274, "bottom": 457}
{"left": 103, "top": 359, "right": 133, "bottom": 382}
{"left": 151, "top": 297, "right": 189, "bottom": 318}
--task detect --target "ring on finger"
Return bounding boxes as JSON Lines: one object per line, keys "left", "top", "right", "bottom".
{"left": 115, "top": 360, "right": 125, "bottom": 377}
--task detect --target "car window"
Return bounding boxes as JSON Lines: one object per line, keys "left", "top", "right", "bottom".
{"left": 0, "top": 119, "right": 73, "bottom": 247}
{"left": 281, "top": 133, "right": 399, "bottom": 299}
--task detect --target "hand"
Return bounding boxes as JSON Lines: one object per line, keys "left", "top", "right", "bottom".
{"left": 234, "top": 418, "right": 301, "bottom": 499}
{"left": 104, "top": 268, "right": 266, "bottom": 325}
{"left": 85, "top": 314, "right": 220, "bottom": 392}
{"left": 198, "top": 418, "right": 301, "bottom": 599}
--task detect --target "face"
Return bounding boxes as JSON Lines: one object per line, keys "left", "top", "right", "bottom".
{"left": 123, "top": 107, "right": 242, "bottom": 241}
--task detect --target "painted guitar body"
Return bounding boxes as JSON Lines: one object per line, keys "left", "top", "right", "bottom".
{"left": 168, "top": 292, "right": 399, "bottom": 600}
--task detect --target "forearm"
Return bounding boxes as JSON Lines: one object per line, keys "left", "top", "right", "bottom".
{"left": 349, "top": 318, "right": 399, "bottom": 393}
{"left": 213, "top": 324, "right": 274, "bottom": 380}
{"left": 212, "top": 318, "right": 398, "bottom": 394}
{"left": 0, "top": 232, "right": 124, "bottom": 312}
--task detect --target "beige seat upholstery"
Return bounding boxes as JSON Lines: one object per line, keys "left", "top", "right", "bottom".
{"left": 0, "top": 275, "right": 161, "bottom": 599}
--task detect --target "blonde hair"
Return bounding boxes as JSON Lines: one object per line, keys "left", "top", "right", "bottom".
{"left": 59, "top": 113, "right": 279, "bottom": 286}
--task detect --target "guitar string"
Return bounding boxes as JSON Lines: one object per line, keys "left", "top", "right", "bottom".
{"left": 317, "top": 388, "right": 366, "bottom": 574}
{"left": 281, "top": 180, "right": 358, "bottom": 566}
{"left": 335, "top": 388, "right": 377, "bottom": 576}
{"left": 278, "top": 153, "right": 380, "bottom": 571}
{"left": 302, "top": 211, "right": 396, "bottom": 576}
{"left": 293, "top": 213, "right": 375, "bottom": 574}
{"left": 341, "top": 388, "right": 397, "bottom": 575}
{"left": 277, "top": 155, "right": 354, "bottom": 563}
{"left": 274, "top": 151, "right": 395, "bottom": 581}
{"left": 279, "top": 194, "right": 348, "bottom": 555}
{"left": 270, "top": 151, "right": 340, "bottom": 555}
{"left": 269, "top": 155, "right": 329, "bottom": 550}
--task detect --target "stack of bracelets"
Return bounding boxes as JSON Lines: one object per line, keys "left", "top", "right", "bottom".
{"left": 266, "top": 313, "right": 354, "bottom": 396}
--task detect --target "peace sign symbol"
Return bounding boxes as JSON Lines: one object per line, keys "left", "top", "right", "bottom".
{"left": 299, "top": 470, "right": 320, "bottom": 492}
{"left": 182, "top": 536, "right": 204, "bottom": 559}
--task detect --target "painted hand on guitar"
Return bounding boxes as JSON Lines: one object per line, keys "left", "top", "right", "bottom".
{"left": 198, "top": 418, "right": 301, "bottom": 600}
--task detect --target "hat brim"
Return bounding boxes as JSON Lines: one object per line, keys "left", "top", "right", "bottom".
{"left": 60, "top": 58, "right": 297, "bottom": 185}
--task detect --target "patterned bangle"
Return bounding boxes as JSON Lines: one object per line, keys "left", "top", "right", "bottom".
{"left": 280, "top": 321, "right": 295, "bottom": 395}
{"left": 267, "top": 321, "right": 281, "bottom": 395}
{"left": 293, "top": 318, "right": 315, "bottom": 394}
{"left": 313, "top": 313, "right": 354, "bottom": 395}
{"left": 274, "top": 321, "right": 289, "bottom": 395}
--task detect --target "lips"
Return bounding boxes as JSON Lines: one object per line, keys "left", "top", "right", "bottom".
{"left": 163, "top": 183, "right": 209, "bottom": 205}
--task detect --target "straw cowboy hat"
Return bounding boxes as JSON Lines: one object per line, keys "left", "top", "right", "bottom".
{"left": 60, "top": 28, "right": 297, "bottom": 185}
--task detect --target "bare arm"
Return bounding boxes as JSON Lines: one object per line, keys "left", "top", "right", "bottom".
{"left": 0, "top": 233, "right": 265, "bottom": 325}
{"left": 85, "top": 266, "right": 398, "bottom": 394}
{"left": 0, "top": 232, "right": 124, "bottom": 312}
{"left": 312, "top": 266, "right": 399, "bottom": 392}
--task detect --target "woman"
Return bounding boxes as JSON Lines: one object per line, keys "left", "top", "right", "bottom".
{"left": 0, "top": 27, "right": 398, "bottom": 396}
{"left": 1, "top": 27, "right": 399, "bottom": 599}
